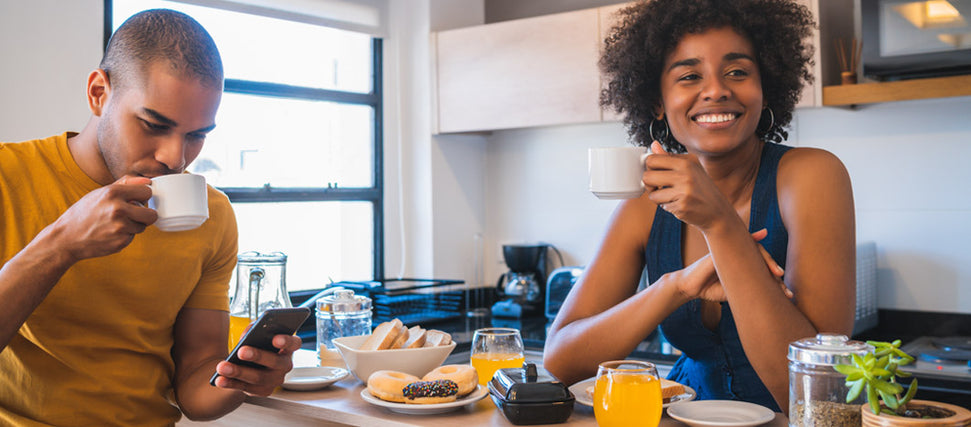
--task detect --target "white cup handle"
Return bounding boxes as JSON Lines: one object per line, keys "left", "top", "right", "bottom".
{"left": 639, "top": 152, "right": 650, "bottom": 189}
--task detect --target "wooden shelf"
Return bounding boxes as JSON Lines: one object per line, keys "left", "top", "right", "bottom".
{"left": 822, "top": 74, "right": 971, "bottom": 107}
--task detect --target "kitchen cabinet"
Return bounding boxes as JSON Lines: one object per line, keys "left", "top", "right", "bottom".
{"left": 433, "top": 7, "right": 603, "bottom": 134}
{"left": 432, "top": 1, "right": 852, "bottom": 134}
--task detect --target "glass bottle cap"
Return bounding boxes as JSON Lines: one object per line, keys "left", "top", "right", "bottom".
{"left": 788, "top": 333, "right": 873, "bottom": 366}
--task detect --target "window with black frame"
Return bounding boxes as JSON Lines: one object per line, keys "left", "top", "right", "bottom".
{"left": 108, "top": 0, "right": 384, "bottom": 300}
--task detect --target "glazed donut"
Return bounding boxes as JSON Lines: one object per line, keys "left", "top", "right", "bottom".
{"left": 402, "top": 379, "right": 459, "bottom": 404}
{"left": 367, "top": 370, "right": 420, "bottom": 403}
{"left": 422, "top": 364, "right": 478, "bottom": 396}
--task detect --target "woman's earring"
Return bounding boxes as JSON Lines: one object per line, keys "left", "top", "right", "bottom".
{"left": 649, "top": 117, "right": 669, "bottom": 143}
{"left": 757, "top": 107, "right": 775, "bottom": 136}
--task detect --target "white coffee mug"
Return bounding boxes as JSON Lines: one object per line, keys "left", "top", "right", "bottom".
{"left": 149, "top": 173, "right": 209, "bottom": 232}
{"left": 588, "top": 147, "right": 650, "bottom": 200}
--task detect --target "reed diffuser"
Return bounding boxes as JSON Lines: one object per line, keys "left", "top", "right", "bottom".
{"left": 836, "top": 38, "right": 862, "bottom": 85}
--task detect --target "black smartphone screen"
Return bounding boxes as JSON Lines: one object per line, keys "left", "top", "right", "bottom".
{"left": 209, "top": 307, "right": 310, "bottom": 386}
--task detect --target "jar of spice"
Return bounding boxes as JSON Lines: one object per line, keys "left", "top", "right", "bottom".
{"left": 788, "top": 333, "right": 873, "bottom": 427}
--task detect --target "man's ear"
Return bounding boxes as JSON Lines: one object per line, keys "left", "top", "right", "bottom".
{"left": 86, "top": 69, "right": 111, "bottom": 116}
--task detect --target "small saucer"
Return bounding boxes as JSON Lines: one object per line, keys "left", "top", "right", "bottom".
{"left": 281, "top": 366, "right": 349, "bottom": 391}
{"left": 591, "top": 190, "right": 644, "bottom": 200}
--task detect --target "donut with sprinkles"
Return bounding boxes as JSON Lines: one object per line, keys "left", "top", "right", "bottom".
{"left": 402, "top": 379, "right": 459, "bottom": 404}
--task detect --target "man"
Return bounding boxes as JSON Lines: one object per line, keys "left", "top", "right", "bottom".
{"left": 0, "top": 9, "right": 300, "bottom": 425}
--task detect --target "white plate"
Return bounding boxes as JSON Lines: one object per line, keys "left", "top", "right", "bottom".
{"left": 666, "top": 400, "right": 775, "bottom": 427}
{"left": 360, "top": 384, "right": 489, "bottom": 415}
{"left": 281, "top": 366, "right": 349, "bottom": 391}
{"left": 568, "top": 377, "right": 696, "bottom": 408}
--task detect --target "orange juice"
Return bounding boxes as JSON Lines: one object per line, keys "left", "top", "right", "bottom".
{"left": 594, "top": 372, "right": 663, "bottom": 427}
{"left": 228, "top": 315, "right": 251, "bottom": 351}
{"left": 470, "top": 352, "right": 525, "bottom": 385}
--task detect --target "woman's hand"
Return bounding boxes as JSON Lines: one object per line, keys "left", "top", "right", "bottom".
{"left": 643, "top": 141, "right": 736, "bottom": 231}
{"left": 673, "top": 229, "right": 791, "bottom": 301}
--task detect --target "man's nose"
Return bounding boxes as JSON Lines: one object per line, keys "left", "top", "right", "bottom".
{"left": 155, "top": 137, "right": 187, "bottom": 172}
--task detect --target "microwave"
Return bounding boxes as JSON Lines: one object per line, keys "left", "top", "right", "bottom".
{"left": 862, "top": 0, "right": 971, "bottom": 80}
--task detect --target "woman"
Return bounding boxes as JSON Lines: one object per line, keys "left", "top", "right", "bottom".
{"left": 543, "top": 0, "right": 855, "bottom": 412}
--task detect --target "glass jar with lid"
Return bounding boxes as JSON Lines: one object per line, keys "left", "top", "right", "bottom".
{"left": 316, "top": 289, "right": 372, "bottom": 365}
{"left": 788, "top": 333, "right": 873, "bottom": 427}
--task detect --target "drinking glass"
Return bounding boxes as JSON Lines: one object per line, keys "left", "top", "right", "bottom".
{"left": 469, "top": 328, "right": 525, "bottom": 385}
{"left": 594, "top": 360, "right": 663, "bottom": 427}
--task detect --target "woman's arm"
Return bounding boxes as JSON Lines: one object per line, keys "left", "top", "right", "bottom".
{"left": 544, "top": 196, "right": 701, "bottom": 385}
{"left": 701, "top": 148, "right": 856, "bottom": 409}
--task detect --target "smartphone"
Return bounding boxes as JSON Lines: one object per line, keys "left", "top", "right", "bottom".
{"left": 209, "top": 307, "right": 310, "bottom": 386}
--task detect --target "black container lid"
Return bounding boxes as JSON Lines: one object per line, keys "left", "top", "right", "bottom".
{"left": 488, "top": 362, "right": 574, "bottom": 404}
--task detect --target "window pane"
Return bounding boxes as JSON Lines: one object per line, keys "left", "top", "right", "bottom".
{"left": 191, "top": 93, "right": 374, "bottom": 188}
{"left": 230, "top": 202, "right": 374, "bottom": 294}
{"left": 112, "top": 0, "right": 373, "bottom": 93}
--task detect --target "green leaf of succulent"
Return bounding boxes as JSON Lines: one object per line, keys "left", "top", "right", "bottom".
{"left": 846, "top": 371, "right": 863, "bottom": 382}
{"left": 867, "top": 384, "right": 881, "bottom": 414}
{"left": 846, "top": 379, "right": 864, "bottom": 402}
{"left": 900, "top": 378, "right": 918, "bottom": 406}
{"left": 896, "top": 370, "right": 912, "bottom": 378}
{"left": 864, "top": 353, "right": 877, "bottom": 370}
{"left": 874, "top": 379, "right": 903, "bottom": 395}
{"left": 852, "top": 353, "right": 866, "bottom": 368}
{"left": 897, "top": 353, "right": 915, "bottom": 366}
{"left": 879, "top": 388, "right": 900, "bottom": 409}
{"left": 873, "top": 368, "right": 892, "bottom": 377}
{"left": 833, "top": 364, "right": 859, "bottom": 376}
{"left": 891, "top": 339, "right": 901, "bottom": 347}
{"left": 876, "top": 355, "right": 890, "bottom": 369}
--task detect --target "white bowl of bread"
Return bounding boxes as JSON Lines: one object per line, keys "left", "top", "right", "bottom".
{"left": 333, "top": 318, "right": 456, "bottom": 382}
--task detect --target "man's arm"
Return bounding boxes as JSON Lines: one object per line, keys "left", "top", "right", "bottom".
{"left": 172, "top": 308, "right": 301, "bottom": 421}
{"left": 0, "top": 177, "right": 155, "bottom": 352}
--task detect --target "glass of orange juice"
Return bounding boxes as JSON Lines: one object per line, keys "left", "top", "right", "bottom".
{"left": 594, "top": 360, "right": 663, "bottom": 427}
{"left": 470, "top": 328, "right": 525, "bottom": 385}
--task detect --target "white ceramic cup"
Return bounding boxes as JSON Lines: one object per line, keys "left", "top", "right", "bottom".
{"left": 588, "top": 147, "right": 650, "bottom": 199}
{"left": 149, "top": 173, "right": 209, "bottom": 232}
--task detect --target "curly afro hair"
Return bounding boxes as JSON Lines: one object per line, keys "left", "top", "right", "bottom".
{"left": 600, "top": 0, "right": 815, "bottom": 153}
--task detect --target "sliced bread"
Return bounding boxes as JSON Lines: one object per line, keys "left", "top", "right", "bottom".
{"left": 359, "top": 318, "right": 403, "bottom": 351}
{"left": 403, "top": 326, "right": 427, "bottom": 348}
{"left": 423, "top": 329, "right": 452, "bottom": 347}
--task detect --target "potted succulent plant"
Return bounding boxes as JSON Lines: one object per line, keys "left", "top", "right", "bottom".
{"left": 834, "top": 340, "right": 971, "bottom": 426}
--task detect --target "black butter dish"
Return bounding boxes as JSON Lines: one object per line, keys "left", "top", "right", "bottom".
{"left": 487, "top": 362, "right": 575, "bottom": 425}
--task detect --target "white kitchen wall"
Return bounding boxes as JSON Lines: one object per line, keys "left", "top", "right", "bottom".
{"left": 0, "top": 0, "right": 102, "bottom": 141}
{"left": 795, "top": 97, "right": 971, "bottom": 313}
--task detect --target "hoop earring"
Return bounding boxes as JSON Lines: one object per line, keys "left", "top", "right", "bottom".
{"left": 757, "top": 107, "right": 775, "bottom": 136}
{"left": 649, "top": 117, "right": 669, "bottom": 143}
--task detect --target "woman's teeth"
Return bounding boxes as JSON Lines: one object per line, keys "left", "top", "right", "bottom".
{"left": 694, "top": 113, "right": 737, "bottom": 123}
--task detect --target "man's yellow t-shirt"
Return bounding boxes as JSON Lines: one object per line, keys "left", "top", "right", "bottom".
{"left": 0, "top": 133, "right": 238, "bottom": 426}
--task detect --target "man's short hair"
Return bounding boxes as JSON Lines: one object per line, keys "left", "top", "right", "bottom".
{"left": 100, "top": 8, "right": 223, "bottom": 92}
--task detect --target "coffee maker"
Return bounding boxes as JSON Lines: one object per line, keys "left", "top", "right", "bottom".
{"left": 492, "top": 244, "right": 550, "bottom": 318}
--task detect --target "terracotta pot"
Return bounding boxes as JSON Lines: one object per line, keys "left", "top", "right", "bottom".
{"left": 861, "top": 400, "right": 971, "bottom": 427}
